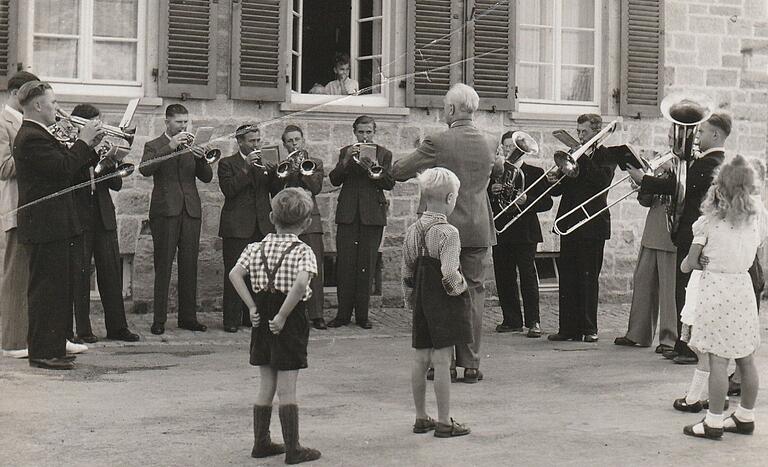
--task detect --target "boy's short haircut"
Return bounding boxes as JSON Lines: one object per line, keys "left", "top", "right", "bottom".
{"left": 72, "top": 104, "right": 100, "bottom": 120}
{"left": 17, "top": 81, "right": 52, "bottom": 107}
{"left": 271, "top": 188, "right": 313, "bottom": 228}
{"left": 281, "top": 124, "right": 304, "bottom": 143}
{"left": 236, "top": 123, "right": 259, "bottom": 141}
{"left": 165, "top": 104, "right": 188, "bottom": 118}
{"left": 707, "top": 111, "right": 732, "bottom": 137}
{"left": 417, "top": 167, "right": 460, "bottom": 201}
{"left": 333, "top": 52, "right": 351, "bottom": 67}
{"left": 353, "top": 115, "right": 376, "bottom": 131}
{"left": 8, "top": 71, "right": 40, "bottom": 92}
{"left": 577, "top": 113, "right": 602, "bottom": 130}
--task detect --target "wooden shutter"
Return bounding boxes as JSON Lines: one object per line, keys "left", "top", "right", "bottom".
{"left": 0, "top": 0, "right": 17, "bottom": 90}
{"left": 230, "top": 0, "right": 286, "bottom": 101}
{"left": 158, "top": 0, "right": 217, "bottom": 99}
{"left": 466, "top": 0, "right": 515, "bottom": 111}
{"left": 406, "top": 0, "right": 463, "bottom": 108}
{"left": 620, "top": 0, "right": 664, "bottom": 118}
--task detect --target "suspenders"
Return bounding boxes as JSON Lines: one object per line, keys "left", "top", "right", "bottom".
{"left": 259, "top": 241, "right": 302, "bottom": 293}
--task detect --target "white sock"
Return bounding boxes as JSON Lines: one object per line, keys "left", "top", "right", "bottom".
{"left": 735, "top": 405, "right": 755, "bottom": 422}
{"left": 685, "top": 369, "right": 709, "bottom": 404}
{"left": 705, "top": 410, "right": 724, "bottom": 429}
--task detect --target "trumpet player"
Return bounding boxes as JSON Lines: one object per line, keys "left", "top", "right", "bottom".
{"left": 547, "top": 114, "right": 618, "bottom": 343}
{"left": 139, "top": 104, "right": 213, "bottom": 335}
{"left": 69, "top": 104, "right": 139, "bottom": 344}
{"left": 490, "top": 131, "right": 552, "bottom": 338}
{"left": 218, "top": 123, "right": 277, "bottom": 333}
{"left": 327, "top": 116, "right": 395, "bottom": 330}
{"left": 278, "top": 125, "right": 326, "bottom": 329}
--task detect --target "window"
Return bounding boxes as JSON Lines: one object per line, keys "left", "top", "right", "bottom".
{"left": 516, "top": 0, "right": 601, "bottom": 111}
{"left": 26, "top": 0, "right": 146, "bottom": 95}
{"left": 289, "top": 0, "right": 390, "bottom": 106}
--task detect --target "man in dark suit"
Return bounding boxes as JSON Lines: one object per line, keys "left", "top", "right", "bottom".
{"left": 327, "top": 116, "right": 395, "bottom": 329}
{"left": 392, "top": 83, "right": 496, "bottom": 384}
{"left": 278, "top": 125, "right": 326, "bottom": 328}
{"left": 547, "top": 114, "right": 619, "bottom": 343}
{"left": 218, "top": 123, "right": 276, "bottom": 332}
{"left": 13, "top": 81, "right": 105, "bottom": 369}
{"left": 490, "top": 131, "right": 553, "bottom": 338}
{"left": 139, "top": 104, "right": 213, "bottom": 335}
{"left": 69, "top": 104, "right": 139, "bottom": 344}
{"left": 628, "top": 112, "right": 731, "bottom": 364}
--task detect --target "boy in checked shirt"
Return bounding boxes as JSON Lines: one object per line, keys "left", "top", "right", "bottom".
{"left": 229, "top": 187, "right": 321, "bottom": 465}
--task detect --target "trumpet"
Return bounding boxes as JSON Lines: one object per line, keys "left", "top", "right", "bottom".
{"left": 177, "top": 130, "right": 221, "bottom": 165}
{"left": 55, "top": 109, "right": 135, "bottom": 146}
{"left": 277, "top": 150, "right": 316, "bottom": 178}
{"left": 94, "top": 141, "right": 135, "bottom": 178}
{"left": 352, "top": 142, "right": 384, "bottom": 179}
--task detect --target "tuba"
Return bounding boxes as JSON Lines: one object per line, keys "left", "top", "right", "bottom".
{"left": 492, "top": 132, "right": 537, "bottom": 230}
{"left": 660, "top": 93, "right": 714, "bottom": 234}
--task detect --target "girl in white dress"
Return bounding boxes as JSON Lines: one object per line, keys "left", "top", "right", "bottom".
{"left": 680, "top": 155, "right": 765, "bottom": 439}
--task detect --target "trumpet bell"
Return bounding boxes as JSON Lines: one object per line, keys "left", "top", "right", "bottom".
{"left": 300, "top": 159, "right": 316, "bottom": 176}
{"left": 369, "top": 165, "right": 384, "bottom": 179}
{"left": 276, "top": 160, "right": 292, "bottom": 179}
{"left": 204, "top": 149, "right": 221, "bottom": 165}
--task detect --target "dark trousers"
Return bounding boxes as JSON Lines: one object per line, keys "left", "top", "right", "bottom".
{"left": 298, "top": 232, "right": 324, "bottom": 320}
{"left": 557, "top": 237, "right": 605, "bottom": 337}
{"left": 27, "top": 236, "right": 79, "bottom": 359}
{"left": 222, "top": 230, "right": 264, "bottom": 327}
{"left": 493, "top": 242, "right": 539, "bottom": 328}
{"left": 71, "top": 224, "right": 128, "bottom": 337}
{"left": 150, "top": 212, "right": 202, "bottom": 325}
{"left": 334, "top": 222, "right": 383, "bottom": 323}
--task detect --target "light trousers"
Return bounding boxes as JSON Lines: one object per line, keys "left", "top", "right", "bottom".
{"left": 625, "top": 246, "right": 678, "bottom": 347}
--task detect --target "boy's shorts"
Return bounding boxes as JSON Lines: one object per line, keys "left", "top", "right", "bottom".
{"left": 250, "top": 291, "right": 309, "bottom": 371}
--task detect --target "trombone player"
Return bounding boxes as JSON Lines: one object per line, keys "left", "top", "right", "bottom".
{"left": 547, "top": 114, "right": 620, "bottom": 343}
{"left": 218, "top": 123, "right": 277, "bottom": 333}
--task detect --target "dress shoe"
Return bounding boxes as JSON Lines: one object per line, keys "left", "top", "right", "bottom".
{"left": 357, "top": 321, "right": 372, "bottom": 329}
{"left": 2, "top": 349, "right": 28, "bottom": 359}
{"left": 178, "top": 321, "right": 207, "bottom": 332}
{"left": 224, "top": 325, "right": 239, "bottom": 333}
{"left": 66, "top": 340, "right": 88, "bottom": 354}
{"left": 673, "top": 397, "right": 704, "bottom": 413}
{"left": 150, "top": 322, "right": 165, "bottom": 335}
{"left": 312, "top": 318, "right": 327, "bottom": 330}
{"left": 106, "top": 328, "right": 140, "bottom": 342}
{"left": 495, "top": 324, "right": 523, "bottom": 333}
{"left": 526, "top": 323, "right": 542, "bottom": 338}
{"left": 327, "top": 318, "right": 350, "bottom": 328}
{"left": 463, "top": 368, "right": 483, "bottom": 384}
{"left": 547, "top": 333, "right": 582, "bottom": 342}
{"left": 76, "top": 333, "right": 99, "bottom": 344}
{"left": 655, "top": 344, "right": 673, "bottom": 354}
{"left": 673, "top": 354, "right": 698, "bottom": 365}
{"left": 29, "top": 357, "right": 75, "bottom": 370}
{"left": 583, "top": 334, "right": 599, "bottom": 343}
{"left": 614, "top": 336, "right": 638, "bottom": 346}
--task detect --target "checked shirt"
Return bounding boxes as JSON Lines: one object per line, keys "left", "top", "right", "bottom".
{"left": 236, "top": 233, "right": 318, "bottom": 300}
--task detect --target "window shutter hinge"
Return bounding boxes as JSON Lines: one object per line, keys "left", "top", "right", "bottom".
{"left": 286, "top": 75, "right": 290, "bottom": 84}
{"left": 424, "top": 107, "right": 430, "bottom": 116}
{"left": 181, "top": 92, "right": 190, "bottom": 101}
{"left": 152, "top": 68, "right": 159, "bottom": 82}
{"left": 257, "top": 100, "right": 263, "bottom": 109}
{"left": 399, "top": 80, "right": 406, "bottom": 89}
{"left": 514, "top": 86, "right": 518, "bottom": 99}
{"left": 16, "top": 62, "right": 23, "bottom": 72}
{"left": 612, "top": 88, "right": 620, "bottom": 103}
{"left": 490, "top": 105, "right": 497, "bottom": 113}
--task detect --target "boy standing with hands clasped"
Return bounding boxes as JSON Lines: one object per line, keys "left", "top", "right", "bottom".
{"left": 403, "top": 168, "right": 473, "bottom": 438}
{"left": 229, "top": 188, "right": 321, "bottom": 464}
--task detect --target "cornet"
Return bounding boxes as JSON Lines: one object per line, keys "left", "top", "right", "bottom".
{"left": 55, "top": 109, "right": 135, "bottom": 146}
{"left": 177, "top": 130, "right": 221, "bottom": 165}
{"left": 277, "top": 150, "right": 315, "bottom": 179}
{"left": 352, "top": 142, "right": 384, "bottom": 179}
{"left": 94, "top": 141, "right": 135, "bottom": 178}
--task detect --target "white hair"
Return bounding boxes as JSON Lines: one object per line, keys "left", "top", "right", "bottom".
{"left": 445, "top": 83, "right": 479, "bottom": 114}
{"left": 417, "top": 167, "right": 460, "bottom": 199}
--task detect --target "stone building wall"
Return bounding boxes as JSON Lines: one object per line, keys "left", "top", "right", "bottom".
{"left": 2, "top": 0, "right": 768, "bottom": 315}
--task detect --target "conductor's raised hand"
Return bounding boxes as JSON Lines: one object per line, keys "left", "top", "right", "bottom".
{"left": 77, "top": 120, "right": 106, "bottom": 148}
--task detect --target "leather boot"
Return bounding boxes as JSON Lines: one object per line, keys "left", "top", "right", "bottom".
{"left": 278, "top": 404, "right": 321, "bottom": 464}
{"left": 251, "top": 405, "right": 285, "bottom": 458}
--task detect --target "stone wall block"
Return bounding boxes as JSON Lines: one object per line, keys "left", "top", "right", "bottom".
{"left": 117, "top": 216, "right": 141, "bottom": 255}
{"left": 114, "top": 189, "right": 150, "bottom": 215}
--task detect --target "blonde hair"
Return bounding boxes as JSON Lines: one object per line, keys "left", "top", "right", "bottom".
{"left": 417, "top": 167, "right": 460, "bottom": 201}
{"left": 271, "top": 188, "right": 313, "bottom": 228}
{"left": 702, "top": 154, "right": 759, "bottom": 226}
{"left": 445, "top": 83, "right": 479, "bottom": 114}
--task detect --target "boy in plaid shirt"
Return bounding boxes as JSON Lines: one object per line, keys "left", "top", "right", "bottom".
{"left": 229, "top": 187, "right": 321, "bottom": 464}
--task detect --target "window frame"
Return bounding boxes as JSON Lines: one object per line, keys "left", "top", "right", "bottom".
{"left": 23, "top": 0, "right": 147, "bottom": 97}
{"left": 516, "top": 0, "right": 602, "bottom": 114}
{"left": 287, "top": 0, "right": 393, "bottom": 107}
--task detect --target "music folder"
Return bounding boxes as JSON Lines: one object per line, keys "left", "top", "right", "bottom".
{"left": 193, "top": 127, "right": 214, "bottom": 145}
{"left": 258, "top": 145, "right": 280, "bottom": 164}
{"left": 118, "top": 98, "right": 141, "bottom": 130}
{"left": 356, "top": 143, "right": 377, "bottom": 162}
{"left": 613, "top": 144, "right": 648, "bottom": 171}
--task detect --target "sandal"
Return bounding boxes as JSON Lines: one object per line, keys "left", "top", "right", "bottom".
{"left": 683, "top": 419, "right": 723, "bottom": 440}
{"left": 723, "top": 413, "right": 754, "bottom": 435}
{"left": 413, "top": 416, "right": 437, "bottom": 434}
{"left": 434, "top": 418, "right": 471, "bottom": 438}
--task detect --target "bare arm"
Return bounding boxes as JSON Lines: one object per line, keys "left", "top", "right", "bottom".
{"left": 228, "top": 264, "right": 260, "bottom": 326}
{"left": 269, "top": 271, "right": 312, "bottom": 334}
{"left": 681, "top": 243, "right": 704, "bottom": 273}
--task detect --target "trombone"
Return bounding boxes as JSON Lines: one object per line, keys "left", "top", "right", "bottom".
{"left": 494, "top": 121, "right": 619, "bottom": 234}
{"left": 552, "top": 151, "right": 677, "bottom": 236}
{"left": 352, "top": 142, "right": 385, "bottom": 179}
{"left": 277, "top": 149, "right": 316, "bottom": 179}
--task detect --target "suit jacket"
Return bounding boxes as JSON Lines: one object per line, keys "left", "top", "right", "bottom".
{"left": 139, "top": 133, "right": 213, "bottom": 219}
{"left": 550, "top": 146, "right": 619, "bottom": 241}
{"left": 217, "top": 152, "right": 275, "bottom": 238}
{"left": 329, "top": 144, "right": 395, "bottom": 226}
{"left": 640, "top": 149, "right": 725, "bottom": 248}
{"left": 0, "top": 107, "right": 22, "bottom": 231}
{"left": 490, "top": 162, "right": 553, "bottom": 244}
{"left": 14, "top": 121, "right": 99, "bottom": 244}
{"left": 276, "top": 155, "right": 324, "bottom": 234}
{"left": 392, "top": 119, "right": 496, "bottom": 248}
{"left": 74, "top": 163, "right": 122, "bottom": 231}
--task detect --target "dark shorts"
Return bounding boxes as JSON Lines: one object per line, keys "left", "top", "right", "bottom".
{"left": 250, "top": 291, "right": 309, "bottom": 371}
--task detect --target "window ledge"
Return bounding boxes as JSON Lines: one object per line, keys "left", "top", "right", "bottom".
{"left": 57, "top": 95, "right": 163, "bottom": 113}
{"left": 280, "top": 102, "right": 410, "bottom": 120}
{"left": 508, "top": 111, "right": 623, "bottom": 128}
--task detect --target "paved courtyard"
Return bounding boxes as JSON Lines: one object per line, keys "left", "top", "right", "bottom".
{"left": 1, "top": 301, "right": 767, "bottom": 466}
